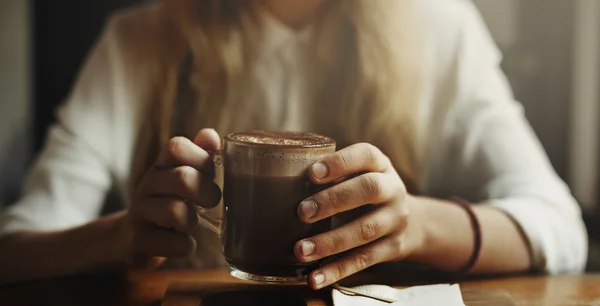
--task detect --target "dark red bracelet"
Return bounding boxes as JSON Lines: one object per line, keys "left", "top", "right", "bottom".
{"left": 449, "top": 197, "right": 482, "bottom": 276}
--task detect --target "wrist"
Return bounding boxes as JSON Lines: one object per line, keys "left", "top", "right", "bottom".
{"left": 404, "top": 195, "right": 433, "bottom": 263}
{"left": 403, "top": 196, "right": 478, "bottom": 272}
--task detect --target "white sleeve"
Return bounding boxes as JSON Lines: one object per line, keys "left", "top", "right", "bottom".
{"left": 0, "top": 20, "right": 121, "bottom": 235}
{"left": 423, "top": 1, "right": 587, "bottom": 274}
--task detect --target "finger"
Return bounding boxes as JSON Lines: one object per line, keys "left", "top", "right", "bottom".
{"left": 133, "top": 225, "right": 197, "bottom": 258}
{"left": 309, "top": 143, "right": 392, "bottom": 184}
{"left": 307, "top": 236, "right": 403, "bottom": 290}
{"left": 136, "top": 197, "right": 199, "bottom": 234}
{"left": 193, "top": 128, "right": 221, "bottom": 151}
{"left": 298, "top": 172, "right": 400, "bottom": 223}
{"left": 140, "top": 166, "right": 221, "bottom": 208}
{"left": 295, "top": 206, "right": 403, "bottom": 263}
{"left": 155, "top": 136, "right": 212, "bottom": 170}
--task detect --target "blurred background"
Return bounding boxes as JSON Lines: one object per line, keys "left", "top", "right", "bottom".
{"left": 0, "top": 0, "right": 599, "bottom": 268}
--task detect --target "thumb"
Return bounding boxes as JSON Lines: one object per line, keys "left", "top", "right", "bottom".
{"left": 193, "top": 128, "right": 221, "bottom": 151}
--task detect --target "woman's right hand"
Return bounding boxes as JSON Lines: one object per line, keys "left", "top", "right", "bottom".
{"left": 115, "top": 128, "right": 222, "bottom": 268}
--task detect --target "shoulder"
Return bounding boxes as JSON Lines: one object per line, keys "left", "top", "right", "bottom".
{"left": 415, "top": 0, "right": 486, "bottom": 36}
{"left": 413, "top": 0, "right": 504, "bottom": 109}
{"left": 60, "top": 3, "right": 175, "bottom": 183}
{"left": 100, "top": 2, "right": 168, "bottom": 69}
{"left": 415, "top": 0, "right": 500, "bottom": 67}
{"left": 414, "top": 1, "right": 517, "bottom": 169}
{"left": 105, "top": 2, "right": 164, "bottom": 41}
{"left": 64, "top": 2, "right": 169, "bottom": 124}
{"left": 78, "top": 1, "right": 178, "bottom": 124}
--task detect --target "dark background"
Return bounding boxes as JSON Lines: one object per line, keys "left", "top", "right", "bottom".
{"left": 33, "top": 0, "right": 140, "bottom": 152}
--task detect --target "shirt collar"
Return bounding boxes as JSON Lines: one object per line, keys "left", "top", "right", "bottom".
{"left": 255, "top": 6, "right": 314, "bottom": 56}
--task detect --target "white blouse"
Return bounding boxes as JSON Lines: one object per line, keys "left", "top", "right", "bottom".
{"left": 0, "top": 0, "right": 587, "bottom": 273}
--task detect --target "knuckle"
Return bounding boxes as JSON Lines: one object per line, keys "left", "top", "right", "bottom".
{"left": 390, "top": 204, "right": 410, "bottom": 230}
{"left": 323, "top": 188, "right": 344, "bottom": 211}
{"left": 361, "top": 143, "right": 379, "bottom": 162}
{"left": 332, "top": 261, "right": 348, "bottom": 280}
{"left": 353, "top": 250, "right": 372, "bottom": 271}
{"left": 166, "top": 137, "right": 187, "bottom": 158}
{"left": 164, "top": 201, "right": 184, "bottom": 227}
{"left": 390, "top": 235, "right": 404, "bottom": 253}
{"left": 362, "top": 143, "right": 390, "bottom": 170}
{"left": 361, "top": 173, "right": 384, "bottom": 202}
{"left": 316, "top": 234, "right": 337, "bottom": 257}
{"left": 358, "top": 221, "right": 381, "bottom": 242}
{"left": 332, "top": 152, "right": 352, "bottom": 172}
{"left": 361, "top": 142, "right": 376, "bottom": 156}
{"left": 381, "top": 155, "right": 393, "bottom": 170}
{"left": 328, "top": 186, "right": 354, "bottom": 211}
{"left": 396, "top": 210, "right": 409, "bottom": 231}
{"left": 175, "top": 166, "right": 196, "bottom": 186}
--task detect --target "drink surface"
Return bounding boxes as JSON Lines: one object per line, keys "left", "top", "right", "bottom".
{"left": 226, "top": 130, "right": 335, "bottom": 147}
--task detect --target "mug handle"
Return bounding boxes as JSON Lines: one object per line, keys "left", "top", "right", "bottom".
{"left": 196, "top": 150, "right": 224, "bottom": 236}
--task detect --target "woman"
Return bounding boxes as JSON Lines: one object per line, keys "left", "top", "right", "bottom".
{"left": 0, "top": 0, "right": 587, "bottom": 288}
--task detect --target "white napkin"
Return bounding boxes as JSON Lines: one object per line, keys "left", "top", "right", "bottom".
{"left": 332, "top": 283, "right": 465, "bottom": 306}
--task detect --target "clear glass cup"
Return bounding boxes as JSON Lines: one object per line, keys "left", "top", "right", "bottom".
{"left": 198, "top": 131, "right": 336, "bottom": 284}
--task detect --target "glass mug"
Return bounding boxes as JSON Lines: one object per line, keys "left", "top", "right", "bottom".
{"left": 198, "top": 130, "right": 336, "bottom": 283}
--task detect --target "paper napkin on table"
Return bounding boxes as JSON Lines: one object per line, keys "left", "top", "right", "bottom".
{"left": 332, "top": 283, "right": 465, "bottom": 306}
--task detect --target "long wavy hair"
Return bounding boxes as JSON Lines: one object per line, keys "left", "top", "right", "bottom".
{"left": 130, "top": 0, "right": 423, "bottom": 198}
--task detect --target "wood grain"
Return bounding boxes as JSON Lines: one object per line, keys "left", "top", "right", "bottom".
{"left": 0, "top": 269, "right": 599, "bottom": 305}
{"left": 162, "top": 280, "right": 516, "bottom": 306}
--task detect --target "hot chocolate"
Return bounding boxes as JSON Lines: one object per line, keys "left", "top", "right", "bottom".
{"left": 220, "top": 131, "right": 336, "bottom": 280}
{"left": 222, "top": 173, "right": 330, "bottom": 277}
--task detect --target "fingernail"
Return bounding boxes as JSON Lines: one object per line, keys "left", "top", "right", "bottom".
{"left": 300, "top": 240, "right": 315, "bottom": 256}
{"left": 310, "top": 162, "right": 328, "bottom": 180}
{"left": 299, "top": 200, "right": 318, "bottom": 219}
{"left": 313, "top": 272, "right": 325, "bottom": 287}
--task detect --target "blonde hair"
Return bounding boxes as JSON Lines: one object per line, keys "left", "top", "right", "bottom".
{"left": 130, "top": 0, "right": 423, "bottom": 197}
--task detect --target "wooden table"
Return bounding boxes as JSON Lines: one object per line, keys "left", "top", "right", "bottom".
{"left": 0, "top": 269, "right": 599, "bottom": 305}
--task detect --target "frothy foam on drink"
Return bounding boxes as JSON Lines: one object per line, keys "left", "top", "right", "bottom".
{"left": 227, "top": 131, "right": 335, "bottom": 147}
{"left": 224, "top": 131, "right": 336, "bottom": 176}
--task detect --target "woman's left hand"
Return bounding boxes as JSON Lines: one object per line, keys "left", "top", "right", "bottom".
{"left": 294, "top": 143, "right": 424, "bottom": 289}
